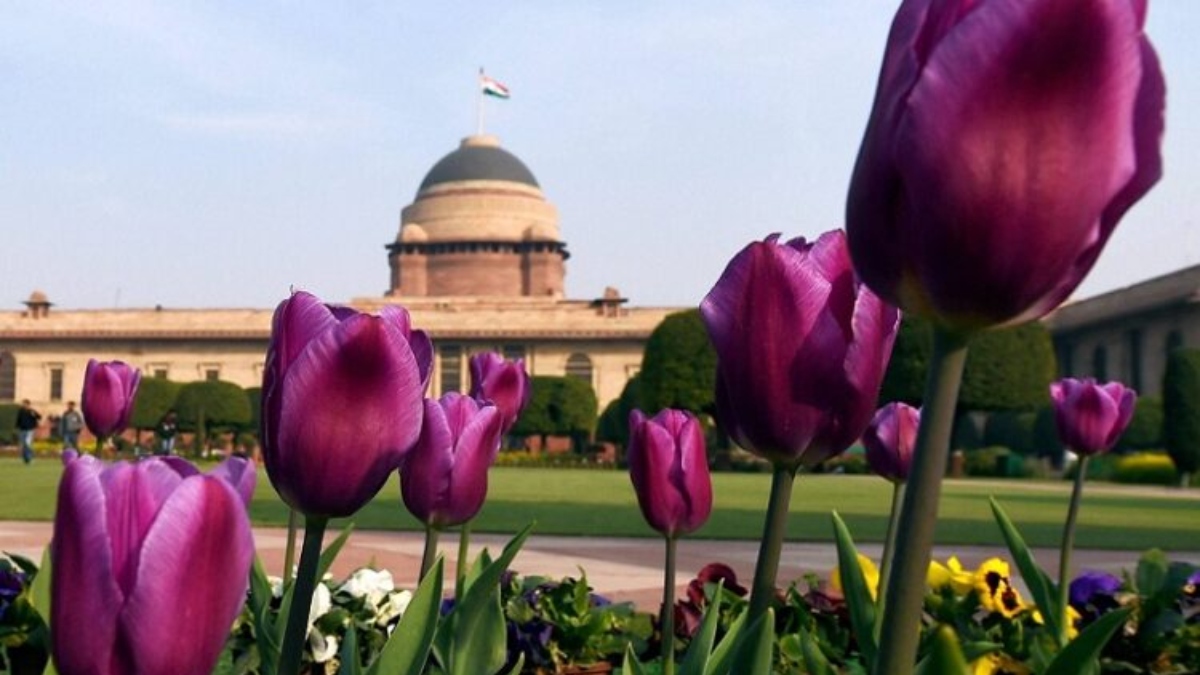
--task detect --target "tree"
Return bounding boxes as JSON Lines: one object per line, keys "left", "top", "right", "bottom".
{"left": 595, "top": 374, "right": 642, "bottom": 446}
{"left": 1163, "top": 349, "right": 1200, "bottom": 486}
{"left": 175, "top": 380, "right": 252, "bottom": 456}
{"left": 510, "top": 376, "right": 598, "bottom": 452}
{"left": 637, "top": 310, "right": 716, "bottom": 415}
{"left": 244, "top": 387, "right": 263, "bottom": 436}
{"left": 130, "top": 377, "right": 183, "bottom": 430}
{"left": 1118, "top": 395, "right": 1163, "bottom": 451}
{"left": 879, "top": 316, "right": 1057, "bottom": 412}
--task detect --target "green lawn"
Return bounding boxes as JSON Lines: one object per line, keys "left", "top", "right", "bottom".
{"left": 2, "top": 459, "right": 1197, "bottom": 550}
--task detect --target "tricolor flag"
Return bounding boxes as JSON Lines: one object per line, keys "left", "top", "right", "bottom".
{"left": 480, "top": 75, "right": 510, "bottom": 99}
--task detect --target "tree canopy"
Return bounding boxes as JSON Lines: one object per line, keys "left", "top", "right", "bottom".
{"left": 175, "top": 380, "right": 253, "bottom": 431}
{"left": 130, "top": 377, "right": 183, "bottom": 430}
{"left": 636, "top": 310, "right": 716, "bottom": 416}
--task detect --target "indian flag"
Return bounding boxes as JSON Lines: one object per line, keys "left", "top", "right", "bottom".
{"left": 481, "top": 75, "right": 510, "bottom": 99}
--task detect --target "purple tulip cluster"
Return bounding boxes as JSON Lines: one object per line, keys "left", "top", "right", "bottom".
{"left": 1050, "top": 378, "right": 1137, "bottom": 456}
{"left": 701, "top": 229, "right": 900, "bottom": 468}
{"left": 846, "top": 0, "right": 1164, "bottom": 332}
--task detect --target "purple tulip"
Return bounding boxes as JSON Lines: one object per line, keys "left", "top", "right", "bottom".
{"left": 469, "top": 352, "right": 532, "bottom": 433}
{"left": 863, "top": 402, "right": 920, "bottom": 483}
{"left": 700, "top": 230, "right": 900, "bottom": 467}
{"left": 160, "top": 455, "right": 257, "bottom": 507}
{"left": 1050, "top": 378, "right": 1136, "bottom": 456}
{"left": 401, "top": 393, "right": 504, "bottom": 529}
{"left": 846, "top": 0, "right": 1164, "bottom": 330}
{"left": 261, "top": 292, "right": 432, "bottom": 518}
{"left": 82, "top": 359, "right": 141, "bottom": 438}
{"left": 51, "top": 455, "right": 253, "bottom": 675}
{"left": 627, "top": 409, "right": 713, "bottom": 538}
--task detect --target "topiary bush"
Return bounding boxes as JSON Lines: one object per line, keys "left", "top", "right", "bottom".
{"left": 983, "top": 411, "right": 1037, "bottom": 456}
{"left": 1118, "top": 395, "right": 1163, "bottom": 451}
{"left": 130, "top": 377, "right": 183, "bottom": 430}
{"left": 1112, "top": 452, "right": 1183, "bottom": 486}
{"left": 637, "top": 310, "right": 716, "bottom": 416}
{"left": 1163, "top": 349, "right": 1200, "bottom": 486}
{"left": 0, "top": 403, "right": 19, "bottom": 445}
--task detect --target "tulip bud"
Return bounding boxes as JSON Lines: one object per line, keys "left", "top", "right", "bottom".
{"left": 847, "top": 0, "right": 1164, "bottom": 331}
{"left": 627, "top": 408, "right": 713, "bottom": 538}
{"left": 81, "top": 359, "right": 140, "bottom": 438}
{"left": 261, "top": 292, "right": 432, "bottom": 518}
{"left": 1050, "top": 378, "right": 1136, "bottom": 456}
{"left": 468, "top": 352, "right": 532, "bottom": 433}
{"left": 700, "top": 230, "right": 900, "bottom": 467}
{"left": 401, "top": 393, "right": 504, "bottom": 529}
{"left": 863, "top": 402, "right": 920, "bottom": 483}
{"left": 51, "top": 456, "right": 253, "bottom": 675}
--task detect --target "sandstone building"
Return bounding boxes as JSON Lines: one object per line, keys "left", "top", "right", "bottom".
{"left": 0, "top": 136, "right": 680, "bottom": 420}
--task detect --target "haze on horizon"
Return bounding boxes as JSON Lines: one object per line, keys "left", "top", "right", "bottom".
{"left": 3, "top": 1, "right": 1197, "bottom": 312}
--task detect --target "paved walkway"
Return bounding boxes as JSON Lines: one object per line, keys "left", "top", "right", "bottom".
{"left": 4, "top": 520, "right": 1197, "bottom": 608}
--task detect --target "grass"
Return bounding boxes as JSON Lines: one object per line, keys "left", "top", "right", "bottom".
{"left": 1, "top": 458, "right": 1197, "bottom": 550}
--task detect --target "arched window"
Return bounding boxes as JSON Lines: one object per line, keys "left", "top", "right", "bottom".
{"left": 0, "top": 352, "right": 14, "bottom": 400}
{"left": 565, "top": 353, "right": 593, "bottom": 384}
{"left": 1091, "top": 344, "right": 1108, "bottom": 382}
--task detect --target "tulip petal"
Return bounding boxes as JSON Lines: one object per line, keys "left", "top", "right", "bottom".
{"left": 120, "top": 476, "right": 254, "bottom": 675}
{"left": 443, "top": 405, "right": 503, "bottom": 525}
{"left": 100, "top": 461, "right": 186, "bottom": 595}
{"left": 209, "top": 456, "right": 257, "bottom": 507}
{"left": 52, "top": 457, "right": 123, "bottom": 675}
{"left": 272, "top": 292, "right": 340, "bottom": 376}
{"left": 83, "top": 360, "right": 141, "bottom": 438}
{"left": 897, "top": 0, "right": 1143, "bottom": 324}
{"left": 401, "top": 400, "right": 455, "bottom": 526}
{"left": 676, "top": 414, "right": 713, "bottom": 533}
{"left": 273, "top": 313, "right": 423, "bottom": 517}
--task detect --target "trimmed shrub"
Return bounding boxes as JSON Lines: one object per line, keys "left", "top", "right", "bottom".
{"left": 963, "top": 446, "right": 1030, "bottom": 478}
{"left": 130, "top": 377, "right": 183, "bottom": 430}
{"left": 1118, "top": 395, "right": 1163, "bottom": 451}
{"left": 0, "top": 403, "right": 19, "bottom": 444}
{"left": 637, "top": 310, "right": 716, "bottom": 416}
{"left": 1162, "top": 349, "right": 1200, "bottom": 484}
{"left": 511, "top": 376, "right": 597, "bottom": 452}
{"left": 175, "top": 380, "right": 252, "bottom": 432}
{"left": 984, "top": 411, "right": 1037, "bottom": 456}
{"left": 1112, "top": 452, "right": 1182, "bottom": 486}
{"left": 951, "top": 412, "right": 985, "bottom": 451}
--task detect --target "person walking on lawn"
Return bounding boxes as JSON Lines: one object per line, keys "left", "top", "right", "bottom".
{"left": 16, "top": 400, "right": 41, "bottom": 464}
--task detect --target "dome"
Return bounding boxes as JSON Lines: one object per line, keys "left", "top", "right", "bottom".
{"left": 417, "top": 135, "right": 539, "bottom": 194}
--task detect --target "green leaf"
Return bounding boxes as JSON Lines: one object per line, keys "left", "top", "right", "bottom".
{"left": 366, "top": 557, "right": 444, "bottom": 675}
{"left": 832, "top": 512, "right": 877, "bottom": 666}
{"left": 732, "top": 609, "right": 775, "bottom": 675}
{"left": 30, "top": 547, "right": 51, "bottom": 625}
{"left": 798, "top": 629, "right": 837, "bottom": 675}
{"left": 339, "top": 626, "right": 362, "bottom": 675}
{"left": 915, "top": 625, "right": 970, "bottom": 675}
{"left": 440, "top": 524, "right": 533, "bottom": 675}
{"left": 248, "top": 556, "right": 280, "bottom": 674}
{"left": 703, "top": 611, "right": 745, "bottom": 675}
{"left": 1135, "top": 549, "right": 1168, "bottom": 597}
{"left": 622, "top": 642, "right": 650, "bottom": 675}
{"left": 989, "top": 497, "right": 1060, "bottom": 640}
{"left": 678, "top": 581, "right": 723, "bottom": 675}
{"left": 1044, "top": 607, "right": 1132, "bottom": 675}
{"left": 500, "top": 652, "right": 525, "bottom": 675}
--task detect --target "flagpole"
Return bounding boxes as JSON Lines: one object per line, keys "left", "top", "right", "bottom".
{"left": 476, "top": 67, "right": 485, "bottom": 136}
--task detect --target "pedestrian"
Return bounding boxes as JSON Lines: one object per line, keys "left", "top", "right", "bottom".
{"left": 156, "top": 409, "right": 178, "bottom": 456}
{"left": 59, "top": 401, "right": 84, "bottom": 450}
{"left": 16, "top": 400, "right": 41, "bottom": 465}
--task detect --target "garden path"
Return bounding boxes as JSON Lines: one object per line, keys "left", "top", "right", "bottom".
{"left": 2, "top": 520, "right": 1197, "bottom": 609}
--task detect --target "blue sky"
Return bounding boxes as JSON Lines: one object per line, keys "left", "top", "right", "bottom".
{"left": 3, "top": 1, "right": 1197, "bottom": 311}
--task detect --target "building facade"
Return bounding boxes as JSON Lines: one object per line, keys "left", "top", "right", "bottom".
{"left": 0, "top": 136, "right": 680, "bottom": 420}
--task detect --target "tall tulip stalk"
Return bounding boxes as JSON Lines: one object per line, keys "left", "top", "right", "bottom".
{"left": 81, "top": 359, "right": 140, "bottom": 455}
{"left": 862, "top": 401, "right": 919, "bottom": 629}
{"left": 627, "top": 409, "right": 713, "bottom": 675}
{"left": 1051, "top": 378, "right": 1135, "bottom": 644}
{"left": 400, "top": 393, "right": 504, "bottom": 579}
{"left": 261, "top": 292, "right": 431, "bottom": 675}
{"left": 700, "top": 230, "right": 899, "bottom": 624}
{"left": 846, "top": 0, "right": 1164, "bottom": 670}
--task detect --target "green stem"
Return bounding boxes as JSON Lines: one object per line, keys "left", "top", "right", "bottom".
{"left": 421, "top": 525, "right": 441, "bottom": 581}
{"left": 873, "top": 328, "right": 969, "bottom": 675}
{"left": 94, "top": 436, "right": 104, "bottom": 457}
{"left": 456, "top": 522, "right": 472, "bottom": 599}
{"left": 278, "top": 516, "right": 329, "bottom": 675}
{"left": 662, "top": 536, "right": 678, "bottom": 675}
{"left": 1058, "top": 454, "right": 1089, "bottom": 646}
{"left": 747, "top": 464, "right": 798, "bottom": 623}
{"left": 283, "top": 509, "right": 298, "bottom": 586}
{"left": 874, "top": 481, "right": 906, "bottom": 643}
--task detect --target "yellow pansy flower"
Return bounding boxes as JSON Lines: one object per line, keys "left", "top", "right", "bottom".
{"left": 974, "top": 558, "right": 1025, "bottom": 618}
{"left": 928, "top": 556, "right": 975, "bottom": 594}
{"left": 830, "top": 553, "right": 880, "bottom": 601}
{"left": 1031, "top": 606, "right": 1081, "bottom": 639}
{"left": 970, "top": 652, "right": 1031, "bottom": 675}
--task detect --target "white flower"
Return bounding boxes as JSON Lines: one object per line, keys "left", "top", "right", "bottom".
{"left": 339, "top": 568, "right": 395, "bottom": 607}
{"left": 269, "top": 575, "right": 284, "bottom": 599}
{"left": 308, "top": 582, "right": 332, "bottom": 634}
{"left": 308, "top": 629, "right": 339, "bottom": 664}
{"left": 376, "top": 589, "right": 414, "bottom": 627}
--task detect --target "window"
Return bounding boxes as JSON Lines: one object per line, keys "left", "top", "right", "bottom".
{"left": 1092, "top": 345, "right": 1108, "bottom": 382}
{"left": 502, "top": 344, "right": 526, "bottom": 363}
{"left": 49, "top": 367, "right": 64, "bottom": 402}
{"left": 153, "top": 369, "right": 168, "bottom": 380}
{"left": 205, "top": 369, "right": 220, "bottom": 381}
{"left": 1126, "top": 329, "right": 1143, "bottom": 392}
{"left": 565, "top": 353, "right": 593, "bottom": 384}
{"left": 0, "top": 352, "right": 15, "bottom": 401}
{"left": 440, "top": 344, "right": 463, "bottom": 394}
